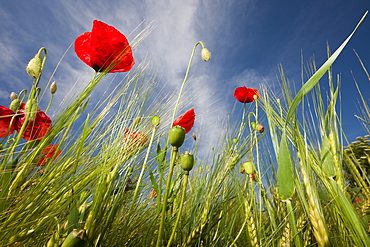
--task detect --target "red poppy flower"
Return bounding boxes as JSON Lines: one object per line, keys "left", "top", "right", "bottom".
{"left": 17, "top": 103, "right": 52, "bottom": 141}
{"left": 37, "top": 145, "right": 61, "bottom": 166}
{"left": 0, "top": 105, "right": 17, "bottom": 138}
{"left": 122, "top": 129, "right": 148, "bottom": 148}
{"left": 74, "top": 20, "right": 135, "bottom": 73}
{"left": 234, "top": 87, "right": 260, "bottom": 103}
{"left": 172, "top": 109, "right": 195, "bottom": 134}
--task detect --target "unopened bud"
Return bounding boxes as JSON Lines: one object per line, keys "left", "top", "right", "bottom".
{"left": 151, "top": 116, "right": 160, "bottom": 127}
{"left": 25, "top": 99, "right": 38, "bottom": 121}
{"left": 26, "top": 53, "right": 42, "bottom": 79}
{"left": 242, "top": 161, "right": 255, "bottom": 175}
{"left": 251, "top": 122, "right": 264, "bottom": 133}
{"left": 50, "top": 81, "right": 57, "bottom": 94}
{"left": 169, "top": 126, "right": 185, "bottom": 148}
{"left": 10, "top": 92, "right": 18, "bottom": 100}
{"left": 201, "top": 48, "right": 211, "bottom": 62}
{"left": 180, "top": 151, "right": 194, "bottom": 172}
{"left": 9, "top": 99, "right": 21, "bottom": 112}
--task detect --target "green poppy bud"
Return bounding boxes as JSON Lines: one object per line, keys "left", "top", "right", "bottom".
{"left": 9, "top": 99, "right": 21, "bottom": 112}
{"left": 10, "top": 92, "right": 18, "bottom": 100}
{"left": 151, "top": 116, "right": 160, "bottom": 127}
{"left": 242, "top": 161, "right": 255, "bottom": 175}
{"left": 180, "top": 151, "right": 194, "bottom": 172}
{"left": 25, "top": 99, "right": 38, "bottom": 121}
{"left": 50, "top": 81, "right": 57, "bottom": 94}
{"left": 26, "top": 53, "right": 42, "bottom": 79}
{"left": 169, "top": 126, "right": 185, "bottom": 148}
{"left": 201, "top": 48, "right": 211, "bottom": 62}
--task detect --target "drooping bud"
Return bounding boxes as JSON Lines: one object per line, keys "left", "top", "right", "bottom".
{"left": 10, "top": 92, "right": 18, "bottom": 100}
{"left": 169, "top": 126, "right": 185, "bottom": 148}
{"left": 242, "top": 161, "right": 255, "bottom": 175}
{"left": 25, "top": 99, "right": 38, "bottom": 121}
{"left": 50, "top": 81, "right": 57, "bottom": 94}
{"left": 26, "top": 53, "right": 42, "bottom": 79}
{"left": 251, "top": 122, "right": 264, "bottom": 133}
{"left": 201, "top": 48, "right": 211, "bottom": 62}
{"left": 151, "top": 116, "right": 160, "bottom": 127}
{"left": 9, "top": 99, "right": 21, "bottom": 112}
{"left": 180, "top": 151, "right": 194, "bottom": 172}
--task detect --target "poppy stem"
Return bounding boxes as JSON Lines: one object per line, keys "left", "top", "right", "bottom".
{"left": 156, "top": 147, "right": 178, "bottom": 247}
{"left": 166, "top": 172, "right": 189, "bottom": 247}
{"left": 170, "top": 41, "right": 205, "bottom": 126}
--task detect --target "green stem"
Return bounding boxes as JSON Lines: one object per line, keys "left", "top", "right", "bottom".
{"left": 286, "top": 200, "right": 302, "bottom": 247}
{"left": 156, "top": 147, "right": 178, "bottom": 247}
{"left": 167, "top": 172, "right": 189, "bottom": 247}
{"left": 170, "top": 41, "right": 205, "bottom": 125}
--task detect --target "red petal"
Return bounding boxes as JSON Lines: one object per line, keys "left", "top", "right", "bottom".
{"left": 37, "top": 145, "right": 61, "bottom": 166}
{"left": 74, "top": 20, "right": 135, "bottom": 73}
{"left": 16, "top": 103, "right": 52, "bottom": 141}
{"left": 234, "top": 87, "right": 259, "bottom": 103}
{"left": 0, "top": 105, "right": 16, "bottom": 138}
{"left": 172, "top": 109, "right": 195, "bottom": 134}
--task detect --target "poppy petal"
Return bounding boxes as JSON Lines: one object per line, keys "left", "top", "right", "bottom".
{"left": 234, "top": 87, "right": 260, "bottom": 103}
{"left": 172, "top": 109, "right": 195, "bottom": 134}
{"left": 74, "top": 20, "right": 135, "bottom": 73}
{"left": 0, "top": 105, "right": 16, "bottom": 138}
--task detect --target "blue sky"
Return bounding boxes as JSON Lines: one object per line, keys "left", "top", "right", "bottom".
{"left": 1, "top": 0, "right": 369, "bottom": 146}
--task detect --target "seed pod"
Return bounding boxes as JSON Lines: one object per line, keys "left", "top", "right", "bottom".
{"left": 180, "top": 151, "right": 194, "bottom": 172}
{"left": 169, "top": 126, "right": 185, "bottom": 148}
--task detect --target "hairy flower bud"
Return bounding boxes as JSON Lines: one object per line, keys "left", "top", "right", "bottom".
{"left": 10, "top": 92, "right": 18, "bottom": 101}
{"left": 25, "top": 99, "right": 38, "bottom": 121}
{"left": 9, "top": 99, "right": 21, "bottom": 112}
{"left": 180, "top": 151, "right": 194, "bottom": 172}
{"left": 50, "top": 81, "right": 57, "bottom": 94}
{"left": 201, "top": 47, "right": 211, "bottom": 62}
{"left": 26, "top": 54, "right": 42, "bottom": 79}
{"left": 169, "top": 126, "right": 185, "bottom": 148}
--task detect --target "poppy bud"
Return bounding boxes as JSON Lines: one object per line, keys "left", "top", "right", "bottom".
{"left": 10, "top": 92, "right": 18, "bottom": 101}
{"left": 9, "top": 99, "right": 21, "bottom": 112}
{"left": 151, "top": 116, "right": 160, "bottom": 127}
{"left": 180, "top": 151, "right": 194, "bottom": 172}
{"left": 233, "top": 138, "right": 238, "bottom": 144}
{"left": 201, "top": 48, "right": 211, "bottom": 62}
{"left": 26, "top": 53, "right": 42, "bottom": 79}
{"left": 169, "top": 126, "right": 185, "bottom": 148}
{"left": 242, "top": 161, "right": 255, "bottom": 175}
{"left": 25, "top": 99, "right": 38, "bottom": 121}
{"left": 50, "top": 81, "right": 57, "bottom": 94}
{"left": 251, "top": 122, "right": 264, "bottom": 133}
